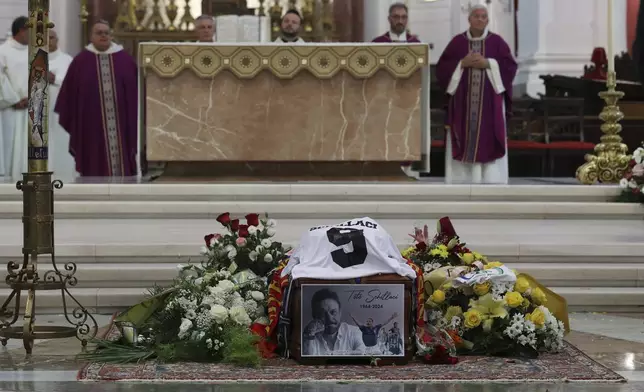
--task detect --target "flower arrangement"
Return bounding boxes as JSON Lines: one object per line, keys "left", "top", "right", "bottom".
{"left": 203, "top": 213, "right": 288, "bottom": 277}
{"left": 618, "top": 147, "right": 644, "bottom": 203}
{"left": 403, "top": 217, "right": 566, "bottom": 358}
{"left": 80, "top": 213, "right": 290, "bottom": 366}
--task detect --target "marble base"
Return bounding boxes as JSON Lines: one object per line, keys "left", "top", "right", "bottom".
{"left": 146, "top": 69, "right": 422, "bottom": 162}
{"left": 155, "top": 161, "right": 413, "bottom": 181}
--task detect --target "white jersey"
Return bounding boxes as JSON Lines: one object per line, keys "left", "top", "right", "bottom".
{"left": 282, "top": 217, "right": 416, "bottom": 280}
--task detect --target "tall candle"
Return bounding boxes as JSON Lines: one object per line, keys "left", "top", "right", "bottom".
{"left": 607, "top": 0, "right": 615, "bottom": 72}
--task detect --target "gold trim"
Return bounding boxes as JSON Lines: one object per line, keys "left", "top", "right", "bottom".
{"left": 139, "top": 44, "right": 430, "bottom": 79}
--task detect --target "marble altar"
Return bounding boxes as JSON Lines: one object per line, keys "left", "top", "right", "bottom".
{"left": 139, "top": 43, "right": 430, "bottom": 179}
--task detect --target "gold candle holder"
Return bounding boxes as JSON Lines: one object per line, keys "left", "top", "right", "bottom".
{"left": 576, "top": 71, "right": 632, "bottom": 184}
{"left": 0, "top": 0, "right": 97, "bottom": 354}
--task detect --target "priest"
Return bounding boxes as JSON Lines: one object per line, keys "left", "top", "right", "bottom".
{"left": 47, "top": 29, "right": 76, "bottom": 180}
{"left": 274, "top": 9, "right": 305, "bottom": 43}
{"left": 0, "top": 16, "right": 29, "bottom": 180}
{"left": 195, "top": 14, "right": 215, "bottom": 43}
{"left": 55, "top": 20, "right": 138, "bottom": 177}
{"left": 436, "top": 4, "right": 517, "bottom": 184}
{"left": 371, "top": 3, "right": 420, "bottom": 43}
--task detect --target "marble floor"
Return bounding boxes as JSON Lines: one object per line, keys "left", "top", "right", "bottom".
{"left": 0, "top": 313, "right": 644, "bottom": 391}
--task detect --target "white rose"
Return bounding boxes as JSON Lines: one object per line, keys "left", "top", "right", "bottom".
{"left": 248, "top": 226, "right": 258, "bottom": 235}
{"left": 217, "top": 280, "right": 235, "bottom": 292}
{"left": 264, "top": 253, "right": 273, "bottom": 263}
{"left": 209, "top": 237, "right": 218, "bottom": 247}
{"left": 620, "top": 178, "right": 629, "bottom": 188}
{"left": 266, "top": 219, "right": 277, "bottom": 227}
{"left": 266, "top": 228, "right": 276, "bottom": 237}
{"left": 261, "top": 239, "right": 272, "bottom": 248}
{"left": 194, "top": 277, "right": 203, "bottom": 286}
{"left": 250, "top": 291, "right": 265, "bottom": 301}
{"left": 225, "top": 245, "right": 235, "bottom": 252}
{"left": 209, "top": 304, "right": 229, "bottom": 324}
{"left": 629, "top": 179, "right": 638, "bottom": 189}
{"left": 255, "top": 245, "right": 264, "bottom": 253}
{"left": 178, "top": 318, "right": 193, "bottom": 339}
{"left": 634, "top": 148, "right": 643, "bottom": 164}
{"left": 200, "top": 246, "right": 209, "bottom": 255}
{"left": 249, "top": 251, "right": 258, "bottom": 261}
{"left": 228, "top": 249, "right": 237, "bottom": 260}
{"left": 256, "top": 224, "right": 265, "bottom": 231}
{"left": 229, "top": 306, "right": 252, "bottom": 326}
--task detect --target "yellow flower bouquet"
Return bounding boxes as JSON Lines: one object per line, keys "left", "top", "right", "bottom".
{"left": 404, "top": 217, "right": 566, "bottom": 358}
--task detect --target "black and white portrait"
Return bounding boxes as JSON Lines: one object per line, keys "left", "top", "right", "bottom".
{"left": 300, "top": 284, "right": 405, "bottom": 357}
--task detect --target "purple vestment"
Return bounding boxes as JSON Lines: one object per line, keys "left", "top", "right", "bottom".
{"left": 55, "top": 48, "right": 138, "bottom": 176}
{"left": 436, "top": 32, "right": 517, "bottom": 164}
{"left": 372, "top": 32, "right": 421, "bottom": 43}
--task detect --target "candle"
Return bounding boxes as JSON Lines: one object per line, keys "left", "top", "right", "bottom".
{"left": 607, "top": 0, "right": 614, "bottom": 73}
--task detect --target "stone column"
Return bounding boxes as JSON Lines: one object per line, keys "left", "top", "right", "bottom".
{"left": 515, "top": 0, "right": 628, "bottom": 97}
{"left": 49, "top": 0, "right": 83, "bottom": 55}
{"left": 363, "top": 0, "right": 398, "bottom": 41}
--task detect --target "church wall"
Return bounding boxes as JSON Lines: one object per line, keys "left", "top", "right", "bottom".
{"left": 0, "top": 0, "right": 27, "bottom": 43}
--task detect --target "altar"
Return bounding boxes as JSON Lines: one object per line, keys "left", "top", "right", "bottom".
{"left": 138, "top": 43, "right": 431, "bottom": 180}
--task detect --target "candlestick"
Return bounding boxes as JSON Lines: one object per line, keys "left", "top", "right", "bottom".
{"left": 607, "top": 0, "right": 614, "bottom": 72}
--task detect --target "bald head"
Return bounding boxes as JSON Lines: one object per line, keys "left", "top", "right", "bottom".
{"left": 48, "top": 29, "right": 58, "bottom": 52}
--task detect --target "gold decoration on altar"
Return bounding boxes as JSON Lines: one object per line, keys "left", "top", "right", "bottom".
{"left": 576, "top": 71, "right": 632, "bottom": 184}
{"left": 140, "top": 43, "right": 429, "bottom": 79}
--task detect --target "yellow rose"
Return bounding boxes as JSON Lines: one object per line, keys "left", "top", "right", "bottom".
{"left": 514, "top": 277, "right": 530, "bottom": 294}
{"left": 473, "top": 281, "right": 491, "bottom": 296}
{"left": 401, "top": 246, "right": 415, "bottom": 258}
{"left": 531, "top": 287, "right": 548, "bottom": 306}
{"left": 430, "top": 289, "right": 446, "bottom": 304}
{"left": 472, "top": 251, "right": 487, "bottom": 261}
{"left": 504, "top": 291, "right": 523, "bottom": 308}
{"left": 527, "top": 308, "right": 546, "bottom": 328}
{"left": 460, "top": 253, "right": 475, "bottom": 265}
{"left": 463, "top": 309, "right": 483, "bottom": 329}
{"left": 484, "top": 261, "right": 504, "bottom": 270}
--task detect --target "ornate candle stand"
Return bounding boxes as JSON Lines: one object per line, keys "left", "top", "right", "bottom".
{"left": 0, "top": 0, "right": 97, "bottom": 354}
{"left": 576, "top": 71, "right": 632, "bottom": 184}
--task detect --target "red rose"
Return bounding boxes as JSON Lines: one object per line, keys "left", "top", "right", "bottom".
{"left": 245, "top": 213, "right": 260, "bottom": 227}
{"left": 630, "top": 160, "right": 637, "bottom": 167}
{"left": 204, "top": 234, "right": 215, "bottom": 246}
{"left": 230, "top": 219, "right": 240, "bottom": 232}
{"left": 216, "top": 212, "right": 231, "bottom": 226}
{"left": 416, "top": 242, "right": 427, "bottom": 251}
{"left": 238, "top": 224, "right": 249, "bottom": 237}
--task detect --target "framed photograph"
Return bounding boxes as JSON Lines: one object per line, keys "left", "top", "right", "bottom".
{"left": 300, "top": 283, "right": 406, "bottom": 357}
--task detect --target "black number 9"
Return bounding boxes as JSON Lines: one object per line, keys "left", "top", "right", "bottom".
{"left": 326, "top": 228, "right": 368, "bottom": 268}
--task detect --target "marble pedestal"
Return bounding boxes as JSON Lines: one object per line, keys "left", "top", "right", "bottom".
{"left": 139, "top": 43, "right": 430, "bottom": 180}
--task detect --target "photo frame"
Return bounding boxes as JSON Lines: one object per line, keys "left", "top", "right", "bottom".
{"left": 300, "top": 283, "right": 406, "bottom": 358}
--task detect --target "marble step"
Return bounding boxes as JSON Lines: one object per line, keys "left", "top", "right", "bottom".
{"left": 0, "top": 183, "right": 621, "bottom": 202}
{"left": 0, "top": 218, "right": 640, "bottom": 262}
{"left": 1, "top": 286, "right": 643, "bottom": 314}
{"left": 0, "top": 200, "right": 639, "bottom": 219}
{"left": 1, "top": 262, "right": 639, "bottom": 289}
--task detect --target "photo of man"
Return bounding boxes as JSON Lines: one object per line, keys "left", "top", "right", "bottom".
{"left": 300, "top": 284, "right": 405, "bottom": 357}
